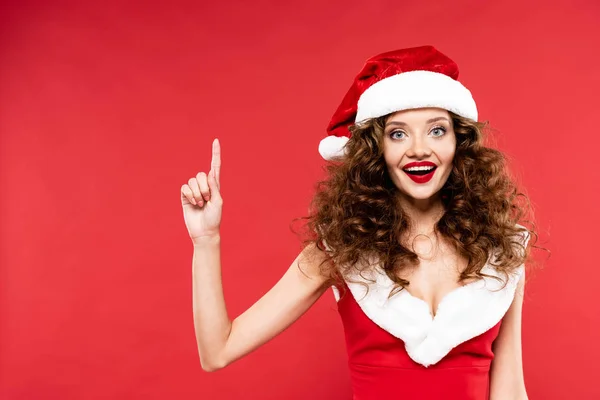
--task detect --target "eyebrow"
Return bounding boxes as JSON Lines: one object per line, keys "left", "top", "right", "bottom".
{"left": 385, "top": 117, "right": 450, "bottom": 128}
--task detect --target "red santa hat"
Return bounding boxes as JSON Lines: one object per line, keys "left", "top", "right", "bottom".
{"left": 319, "top": 45, "right": 478, "bottom": 161}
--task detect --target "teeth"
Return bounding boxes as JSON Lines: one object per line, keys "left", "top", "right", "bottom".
{"left": 405, "top": 166, "right": 435, "bottom": 172}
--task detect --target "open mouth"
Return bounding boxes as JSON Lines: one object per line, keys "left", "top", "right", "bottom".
{"left": 402, "top": 166, "right": 437, "bottom": 183}
{"left": 403, "top": 166, "right": 437, "bottom": 176}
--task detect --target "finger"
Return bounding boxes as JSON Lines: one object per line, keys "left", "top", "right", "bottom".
{"left": 207, "top": 168, "right": 222, "bottom": 201}
{"left": 188, "top": 176, "right": 204, "bottom": 206}
{"left": 181, "top": 184, "right": 197, "bottom": 205}
{"left": 196, "top": 171, "right": 210, "bottom": 202}
{"left": 211, "top": 138, "right": 221, "bottom": 188}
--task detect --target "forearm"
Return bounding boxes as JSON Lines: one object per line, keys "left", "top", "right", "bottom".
{"left": 192, "top": 235, "right": 231, "bottom": 371}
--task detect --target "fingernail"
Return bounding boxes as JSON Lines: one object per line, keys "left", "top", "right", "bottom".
{"left": 191, "top": 198, "right": 197, "bottom": 205}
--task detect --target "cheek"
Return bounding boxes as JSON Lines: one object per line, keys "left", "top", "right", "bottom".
{"left": 437, "top": 139, "right": 456, "bottom": 165}
{"left": 383, "top": 147, "right": 406, "bottom": 166}
{"left": 440, "top": 149, "right": 456, "bottom": 165}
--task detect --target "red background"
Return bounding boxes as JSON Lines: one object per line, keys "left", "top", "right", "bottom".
{"left": 1, "top": 1, "right": 598, "bottom": 399}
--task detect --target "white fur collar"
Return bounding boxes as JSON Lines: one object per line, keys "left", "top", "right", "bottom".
{"left": 329, "top": 227, "right": 530, "bottom": 367}
{"left": 333, "top": 262, "right": 523, "bottom": 367}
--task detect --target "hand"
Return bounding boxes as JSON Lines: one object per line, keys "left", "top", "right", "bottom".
{"left": 180, "top": 138, "right": 223, "bottom": 244}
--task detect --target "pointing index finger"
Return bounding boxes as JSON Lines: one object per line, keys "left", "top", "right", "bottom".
{"left": 211, "top": 138, "right": 221, "bottom": 184}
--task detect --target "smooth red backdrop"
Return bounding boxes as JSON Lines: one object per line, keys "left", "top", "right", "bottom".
{"left": 1, "top": 1, "right": 598, "bottom": 399}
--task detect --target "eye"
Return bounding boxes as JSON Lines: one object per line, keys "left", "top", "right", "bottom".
{"left": 389, "top": 130, "right": 406, "bottom": 140}
{"left": 430, "top": 126, "right": 446, "bottom": 137}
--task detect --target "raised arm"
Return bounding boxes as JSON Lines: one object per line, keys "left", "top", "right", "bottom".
{"left": 180, "top": 138, "right": 330, "bottom": 372}
{"left": 192, "top": 238, "right": 330, "bottom": 371}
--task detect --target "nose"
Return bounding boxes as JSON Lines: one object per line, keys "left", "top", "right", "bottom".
{"left": 406, "top": 133, "right": 432, "bottom": 158}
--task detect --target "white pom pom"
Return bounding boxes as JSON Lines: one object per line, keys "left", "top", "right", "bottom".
{"left": 318, "top": 135, "right": 349, "bottom": 160}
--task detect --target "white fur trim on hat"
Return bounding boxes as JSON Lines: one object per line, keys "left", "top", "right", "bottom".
{"left": 355, "top": 70, "right": 478, "bottom": 122}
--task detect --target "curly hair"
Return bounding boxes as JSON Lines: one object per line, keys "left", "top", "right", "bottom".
{"left": 292, "top": 111, "right": 543, "bottom": 300}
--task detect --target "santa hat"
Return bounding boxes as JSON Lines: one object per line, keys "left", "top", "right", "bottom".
{"left": 318, "top": 45, "right": 478, "bottom": 161}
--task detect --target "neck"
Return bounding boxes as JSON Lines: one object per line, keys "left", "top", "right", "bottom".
{"left": 397, "top": 193, "right": 446, "bottom": 235}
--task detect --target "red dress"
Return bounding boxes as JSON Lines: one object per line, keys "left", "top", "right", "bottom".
{"left": 331, "top": 255, "right": 526, "bottom": 400}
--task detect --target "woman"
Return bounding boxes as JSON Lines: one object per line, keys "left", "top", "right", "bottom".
{"left": 181, "top": 45, "right": 538, "bottom": 399}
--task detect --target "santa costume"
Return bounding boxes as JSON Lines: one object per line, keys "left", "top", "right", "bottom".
{"left": 318, "top": 45, "right": 530, "bottom": 399}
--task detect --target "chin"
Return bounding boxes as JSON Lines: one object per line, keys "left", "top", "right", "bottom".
{"left": 398, "top": 189, "right": 439, "bottom": 200}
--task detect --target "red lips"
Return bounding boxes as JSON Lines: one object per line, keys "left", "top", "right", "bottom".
{"left": 403, "top": 161, "right": 437, "bottom": 169}
{"left": 402, "top": 161, "right": 437, "bottom": 184}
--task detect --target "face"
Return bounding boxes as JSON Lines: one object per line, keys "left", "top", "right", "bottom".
{"left": 382, "top": 107, "right": 456, "bottom": 204}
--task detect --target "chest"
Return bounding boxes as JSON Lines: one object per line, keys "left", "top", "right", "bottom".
{"left": 396, "top": 239, "right": 471, "bottom": 318}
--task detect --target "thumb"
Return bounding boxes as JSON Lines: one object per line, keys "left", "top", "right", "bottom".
{"left": 207, "top": 169, "right": 222, "bottom": 200}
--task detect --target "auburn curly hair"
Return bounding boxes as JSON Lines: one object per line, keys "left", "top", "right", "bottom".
{"left": 292, "top": 111, "right": 544, "bottom": 300}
